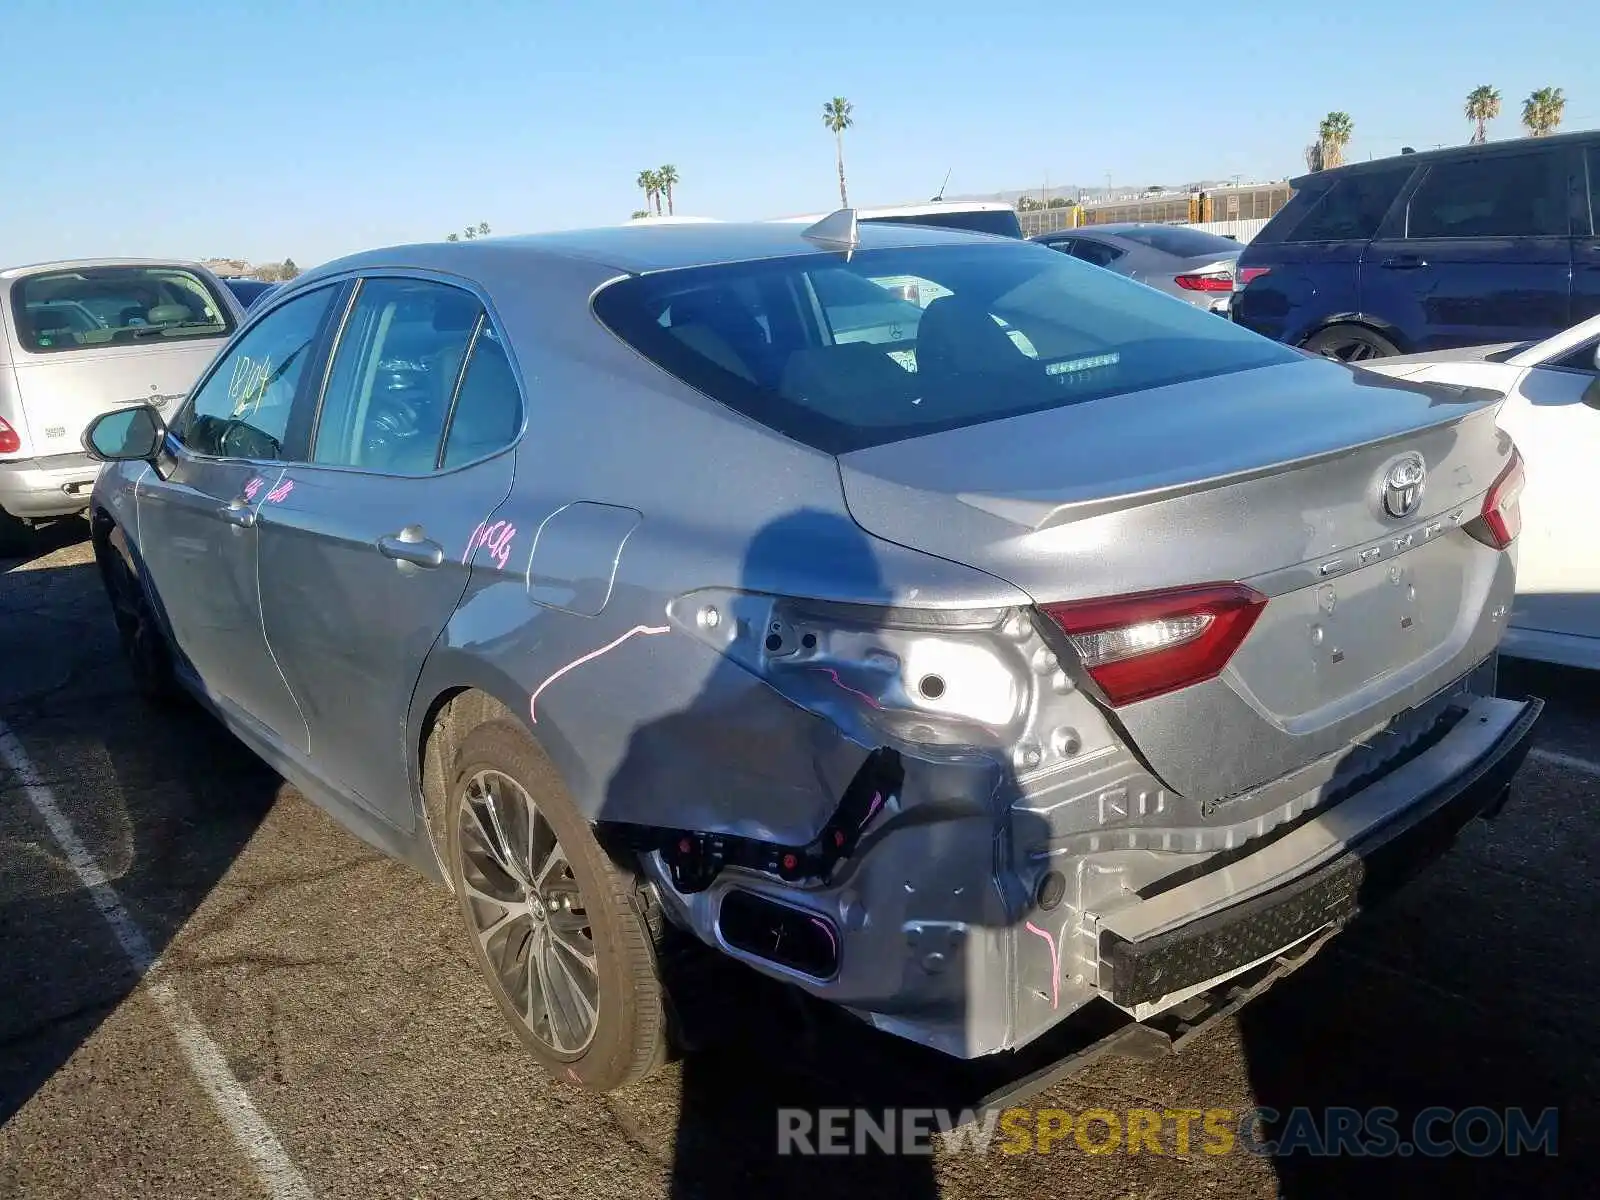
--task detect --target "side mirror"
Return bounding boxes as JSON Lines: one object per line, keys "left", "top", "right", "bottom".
{"left": 83, "top": 404, "right": 166, "bottom": 462}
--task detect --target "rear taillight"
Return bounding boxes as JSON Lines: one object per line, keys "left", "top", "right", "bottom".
{"left": 1041, "top": 582, "right": 1268, "bottom": 707}
{"left": 1234, "top": 266, "right": 1272, "bottom": 291}
{"left": 0, "top": 417, "right": 19, "bottom": 455}
{"left": 1467, "top": 447, "right": 1525, "bottom": 549}
{"left": 1174, "top": 273, "right": 1233, "bottom": 292}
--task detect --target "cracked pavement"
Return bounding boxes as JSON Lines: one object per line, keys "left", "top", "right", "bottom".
{"left": 0, "top": 522, "right": 1594, "bottom": 1198}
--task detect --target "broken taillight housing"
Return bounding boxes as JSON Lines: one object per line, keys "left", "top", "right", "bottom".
{"left": 1465, "top": 447, "right": 1525, "bottom": 550}
{"left": 1040, "top": 582, "right": 1268, "bottom": 707}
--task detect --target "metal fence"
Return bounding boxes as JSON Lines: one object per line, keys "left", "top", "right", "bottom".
{"left": 1181, "top": 217, "right": 1271, "bottom": 243}
{"left": 1017, "top": 208, "right": 1079, "bottom": 237}
{"left": 1017, "top": 211, "right": 1271, "bottom": 244}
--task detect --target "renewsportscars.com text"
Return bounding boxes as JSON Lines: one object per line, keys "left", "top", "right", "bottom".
{"left": 777, "top": 1106, "right": 1560, "bottom": 1158}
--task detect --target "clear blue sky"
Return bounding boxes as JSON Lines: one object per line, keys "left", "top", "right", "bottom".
{"left": 2, "top": 0, "right": 1594, "bottom": 269}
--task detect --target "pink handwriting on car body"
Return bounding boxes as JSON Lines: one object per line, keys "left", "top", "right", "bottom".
{"left": 464, "top": 519, "right": 517, "bottom": 570}
{"left": 242, "top": 476, "right": 266, "bottom": 501}
{"left": 265, "top": 478, "right": 294, "bottom": 504}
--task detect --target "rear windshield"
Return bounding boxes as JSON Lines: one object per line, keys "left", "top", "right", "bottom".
{"left": 1111, "top": 225, "right": 1241, "bottom": 257}
{"left": 11, "top": 265, "right": 235, "bottom": 354}
{"left": 592, "top": 241, "right": 1299, "bottom": 454}
{"left": 861, "top": 210, "right": 1024, "bottom": 239}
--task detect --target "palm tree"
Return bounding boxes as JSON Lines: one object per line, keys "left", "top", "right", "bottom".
{"left": 1465, "top": 85, "right": 1501, "bottom": 144}
{"left": 1522, "top": 87, "right": 1566, "bottom": 137}
{"left": 636, "top": 169, "right": 658, "bottom": 216}
{"left": 657, "top": 165, "right": 679, "bottom": 216}
{"left": 822, "top": 97, "right": 853, "bottom": 208}
{"left": 1318, "top": 111, "right": 1354, "bottom": 169}
{"left": 1304, "top": 141, "right": 1326, "bottom": 173}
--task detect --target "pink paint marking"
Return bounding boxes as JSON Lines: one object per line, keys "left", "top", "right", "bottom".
{"left": 242, "top": 476, "right": 265, "bottom": 502}
{"left": 463, "top": 518, "right": 518, "bottom": 570}
{"left": 859, "top": 791, "right": 884, "bottom": 831}
{"left": 1024, "top": 921, "right": 1061, "bottom": 1010}
{"left": 265, "top": 478, "right": 294, "bottom": 503}
{"left": 812, "top": 667, "right": 883, "bottom": 710}
{"left": 529, "top": 624, "right": 671, "bottom": 723}
{"left": 463, "top": 520, "right": 487, "bottom": 565}
{"left": 809, "top": 917, "right": 838, "bottom": 963}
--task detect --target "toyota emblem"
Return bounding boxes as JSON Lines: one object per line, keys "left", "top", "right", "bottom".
{"left": 1381, "top": 453, "right": 1426, "bottom": 519}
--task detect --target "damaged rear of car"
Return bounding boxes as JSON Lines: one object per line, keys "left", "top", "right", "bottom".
{"left": 588, "top": 226, "right": 1542, "bottom": 1064}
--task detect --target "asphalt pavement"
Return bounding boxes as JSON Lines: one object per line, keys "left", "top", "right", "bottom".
{"left": 0, "top": 522, "right": 1594, "bottom": 1199}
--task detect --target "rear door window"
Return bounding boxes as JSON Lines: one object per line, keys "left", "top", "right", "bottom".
{"left": 1279, "top": 166, "right": 1414, "bottom": 242}
{"left": 11, "top": 265, "right": 235, "bottom": 353}
{"left": 440, "top": 325, "right": 524, "bottom": 468}
{"left": 310, "top": 277, "right": 484, "bottom": 475}
{"left": 1405, "top": 149, "right": 1569, "bottom": 238}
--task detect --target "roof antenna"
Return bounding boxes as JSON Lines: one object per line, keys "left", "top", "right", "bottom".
{"left": 930, "top": 167, "right": 952, "bottom": 203}
{"left": 801, "top": 208, "right": 859, "bottom": 256}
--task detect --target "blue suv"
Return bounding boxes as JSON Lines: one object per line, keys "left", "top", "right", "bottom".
{"left": 1233, "top": 130, "right": 1600, "bottom": 360}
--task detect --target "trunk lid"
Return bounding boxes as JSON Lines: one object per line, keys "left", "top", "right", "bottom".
{"left": 837, "top": 356, "right": 1516, "bottom": 802}
{"left": 9, "top": 339, "right": 221, "bottom": 456}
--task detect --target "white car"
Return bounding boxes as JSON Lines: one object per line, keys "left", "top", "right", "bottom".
{"left": 1357, "top": 314, "right": 1600, "bottom": 669}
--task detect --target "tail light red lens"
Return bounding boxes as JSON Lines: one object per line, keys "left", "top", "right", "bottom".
{"left": 0, "top": 417, "right": 19, "bottom": 455}
{"left": 1235, "top": 266, "right": 1272, "bottom": 289}
{"left": 1174, "top": 273, "right": 1233, "bottom": 292}
{"left": 1468, "top": 447, "right": 1525, "bottom": 549}
{"left": 1040, "top": 582, "right": 1268, "bottom": 707}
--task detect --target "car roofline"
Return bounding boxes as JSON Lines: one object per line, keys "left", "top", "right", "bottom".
{"left": 1, "top": 256, "right": 216, "bottom": 280}
{"left": 1289, "top": 125, "right": 1600, "bottom": 188}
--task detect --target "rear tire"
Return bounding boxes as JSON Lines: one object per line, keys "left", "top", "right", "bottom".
{"left": 1302, "top": 323, "right": 1400, "bottom": 363}
{"left": 445, "top": 719, "right": 669, "bottom": 1092}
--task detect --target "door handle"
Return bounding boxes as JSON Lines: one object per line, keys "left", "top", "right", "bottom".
{"left": 218, "top": 499, "right": 256, "bottom": 528}
{"left": 378, "top": 526, "right": 444, "bottom": 568}
{"left": 1380, "top": 255, "right": 1428, "bottom": 270}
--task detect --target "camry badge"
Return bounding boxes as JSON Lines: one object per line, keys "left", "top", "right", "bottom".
{"left": 1381, "top": 453, "right": 1426, "bottom": 520}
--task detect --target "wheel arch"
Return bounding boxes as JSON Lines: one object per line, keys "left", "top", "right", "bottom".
{"left": 1301, "top": 314, "right": 1411, "bottom": 354}
{"left": 408, "top": 653, "right": 602, "bottom": 889}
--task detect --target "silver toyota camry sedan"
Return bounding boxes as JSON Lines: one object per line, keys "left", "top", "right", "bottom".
{"left": 83, "top": 212, "right": 1542, "bottom": 1093}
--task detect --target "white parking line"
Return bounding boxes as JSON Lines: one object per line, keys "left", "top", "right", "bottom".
{"left": 0, "top": 720, "right": 314, "bottom": 1200}
{"left": 1529, "top": 747, "right": 1600, "bottom": 779}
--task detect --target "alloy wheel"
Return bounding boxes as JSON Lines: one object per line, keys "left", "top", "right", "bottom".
{"left": 456, "top": 769, "right": 600, "bottom": 1056}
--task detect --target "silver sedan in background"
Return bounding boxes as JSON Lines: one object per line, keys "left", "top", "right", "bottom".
{"left": 81, "top": 213, "right": 1541, "bottom": 1094}
{"left": 1031, "top": 222, "right": 1242, "bottom": 314}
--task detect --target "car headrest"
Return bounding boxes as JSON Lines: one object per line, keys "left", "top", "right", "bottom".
{"left": 27, "top": 309, "right": 73, "bottom": 333}
{"left": 147, "top": 304, "right": 192, "bottom": 325}
{"left": 915, "top": 295, "right": 1031, "bottom": 378}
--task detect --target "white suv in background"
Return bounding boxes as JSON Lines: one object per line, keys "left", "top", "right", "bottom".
{"left": 772, "top": 200, "right": 1025, "bottom": 239}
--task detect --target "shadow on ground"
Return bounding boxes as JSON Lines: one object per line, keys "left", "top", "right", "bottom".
{"left": 0, "top": 546, "right": 284, "bottom": 1125}
{"left": 1238, "top": 658, "right": 1598, "bottom": 1197}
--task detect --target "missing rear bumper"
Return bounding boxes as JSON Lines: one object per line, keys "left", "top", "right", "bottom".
{"left": 1099, "top": 693, "right": 1542, "bottom": 1010}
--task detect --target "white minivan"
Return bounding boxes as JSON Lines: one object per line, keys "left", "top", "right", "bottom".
{"left": 0, "top": 258, "right": 243, "bottom": 553}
